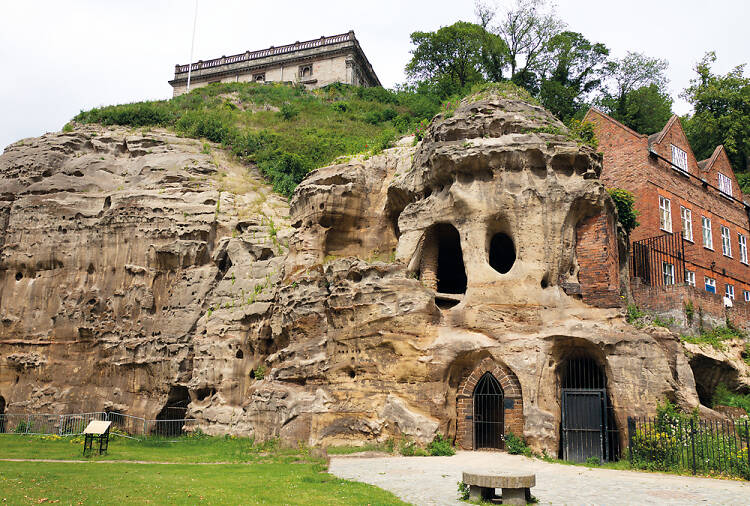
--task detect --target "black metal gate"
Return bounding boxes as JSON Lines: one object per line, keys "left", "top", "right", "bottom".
{"left": 473, "top": 372, "right": 504, "bottom": 450}
{"left": 560, "top": 355, "right": 620, "bottom": 462}
{"left": 561, "top": 389, "right": 606, "bottom": 462}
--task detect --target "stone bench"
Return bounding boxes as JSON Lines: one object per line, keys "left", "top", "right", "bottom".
{"left": 462, "top": 471, "right": 535, "bottom": 505}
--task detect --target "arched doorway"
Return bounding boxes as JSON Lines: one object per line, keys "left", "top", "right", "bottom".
{"left": 419, "top": 223, "right": 467, "bottom": 308}
{"left": 0, "top": 396, "right": 5, "bottom": 434}
{"left": 473, "top": 372, "right": 504, "bottom": 450}
{"left": 559, "top": 354, "right": 620, "bottom": 462}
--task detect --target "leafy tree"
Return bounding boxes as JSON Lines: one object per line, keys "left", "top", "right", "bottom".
{"left": 681, "top": 52, "right": 750, "bottom": 171}
{"left": 475, "top": 0, "right": 565, "bottom": 88}
{"left": 598, "top": 52, "right": 669, "bottom": 122}
{"left": 597, "top": 84, "right": 673, "bottom": 135}
{"left": 406, "top": 21, "right": 503, "bottom": 98}
{"left": 537, "top": 31, "right": 609, "bottom": 122}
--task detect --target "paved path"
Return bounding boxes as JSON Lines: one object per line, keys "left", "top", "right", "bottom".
{"left": 329, "top": 451, "right": 750, "bottom": 505}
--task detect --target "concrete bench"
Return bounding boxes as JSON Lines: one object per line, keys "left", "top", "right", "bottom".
{"left": 462, "top": 471, "right": 535, "bottom": 505}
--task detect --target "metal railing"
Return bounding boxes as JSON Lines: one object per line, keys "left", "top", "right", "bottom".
{"left": 631, "top": 232, "right": 686, "bottom": 286}
{"left": 628, "top": 415, "right": 750, "bottom": 479}
{"left": 175, "top": 32, "right": 353, "bottom": 73}
{"left": 0, "top": 411, "right": 197, "bottom": 439}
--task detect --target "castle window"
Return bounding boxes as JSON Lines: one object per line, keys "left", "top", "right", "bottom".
{"left": 702, "top": 216, "right": 713, "bottom": 250}
{"left": 680, "top": 206, "right": 693, "bottom": 242}
{"left": 662, "top": 261, "right": 675, "bottom": 285}
{"left": 254, "top": 73, "right": 265, "bottom": 82}
{"left": 685, "top": 270, "right": 695, "bottom": 287}
{"left": 299, "top": 65, "right": 313, "bottom": 78}
{"left": 721, "top": 226, "right": 732, "bottom": 257}
{"left": 739, "top": 233, "right": 748, "bottom": 264}
{"left": 671, "top": 145, "right": 688, "bottom": 174}
{"left": 659, "top": 196, "right": 672, "bottom": 233}
{"left": 718, "top": 173, "right": 732, "bottom": 197}
{"left": 705, "top": 276, "right": 716, "bottom": 293}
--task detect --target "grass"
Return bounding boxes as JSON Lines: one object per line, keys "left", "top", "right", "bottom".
{"left": 680, "top": 324, "right": 746, "bottom": 350}
{"left": 73, "top": 82, "right": 442, "bottom": 197}
{"left": 0, "top": 435, "right": 407, "bottom": 505}
{"left": 713, "top": 383, "right": 750, "bottom": 414}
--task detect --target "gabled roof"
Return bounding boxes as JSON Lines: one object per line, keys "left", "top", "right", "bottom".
{"left": 583, "top": 107, "right": 647, "bottom": 139}
{"left": 647, "top": 115, "right": 679, "bottom": 149}
{"left": 698, "top": 145, "right": 726, "bottom": 173}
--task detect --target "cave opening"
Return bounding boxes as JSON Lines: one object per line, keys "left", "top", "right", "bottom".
{"left": 154, "top": 386, "right": 190, "bottom": 436}
{"left": 421, "top": 223, "right": 467, "bottom": 296}
{"left": 235, "top": 349, "right": 244, "bottom": 359}
{"left": 489, "top": 232, "right": 516, "bottom": 274}
{"left": 0, "top": 396, "right": 5, "bottom": 433}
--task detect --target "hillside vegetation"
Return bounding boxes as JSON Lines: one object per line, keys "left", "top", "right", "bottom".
{"left": 72, "top": 82, "right": 441, "bottom": 196}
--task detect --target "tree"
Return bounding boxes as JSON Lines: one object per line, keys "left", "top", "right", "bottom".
{"left": 596, "top": 84, "right": 673, "bottom": 135}
{"left": 475, "top": 0, "right": 565, "bottom": 89}
{"left": 681, "top": 52, "right": 750, "bottom": 171}
{"left": 598, "top": 52, "right": 669, "bottom": 121}
{"left": 405, "top": 22, "right": 503, "bottom": 98}
{"left": 537, "top": 31, "right": 609, "bottom": 122}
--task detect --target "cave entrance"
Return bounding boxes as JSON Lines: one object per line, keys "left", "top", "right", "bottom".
{"left": 559, "top": 354, "right": 620, "bottom": 462}
{"left": 473, "top": 372, "right": 505, "bottom": 450}
{"left": 420, "top": 223, "right": 467, "bottom": 305}
{"left": 0, "top": 396, "right": 5, "bottom": 434}
{"left": 489, "top": 232, "right": 516, "bottom": 274}
{"left": 153, "top": 386, "right": 190, "bottom": 437}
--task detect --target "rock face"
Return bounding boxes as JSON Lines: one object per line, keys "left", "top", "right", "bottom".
{"left": 1, "top": 93, "right": 741, "bottom": 455}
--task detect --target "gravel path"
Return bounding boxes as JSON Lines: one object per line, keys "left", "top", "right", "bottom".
{"left": 329, "top": 451, "right": 750, "bottom": 505}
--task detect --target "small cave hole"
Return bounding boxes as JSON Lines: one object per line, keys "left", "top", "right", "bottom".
{"left": 235, "top": 349, "right": 244, "bottom": 359}
{"left": 194, "top": 387, "right": 216, "bottom": 402}
{"left": 15, "top": 272, "right": 22, "bottom": 281}
{"left": 489, "top": 232, "right": 516, "bottom": 274}
{"left": 420, "top": 223, "right": 467, "bottom": 295}
{"left": 87, "top": 264, "right": 95, "bottom": 275}
{"left": 541, "top": 275, "right": 549, "bottom": 289}
{"left": 435, "top": 297, "right": 460, "bottom": 310}
{"left": 348, "top": 369, "right": 356, "bottom": 379}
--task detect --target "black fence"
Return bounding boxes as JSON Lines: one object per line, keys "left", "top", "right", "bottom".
{"left": 631, "top": 233, "right": 686, "bottom": 286}
{"left": 628, "top": 415, "right": 750, "bottom": 479}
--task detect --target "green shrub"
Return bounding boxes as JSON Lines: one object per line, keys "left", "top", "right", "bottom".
{"left": 253, "top": 365, "right": 266, "bottom": 380}
{"left": 568, "top": 118, "right": 598, "bottom": 148}
{"left": 457, "top": 481, "right": 470, "bottom": 501}
{"left": 427, "top": 433, "right": 455, "bottom": 456}
{"left": 504, "top": 431, "right": 532, "bottom": 457}
{"left": 607, "top": 188, "right": 639, "bottom": 234}
{"left": 713, "top": 383, "right": 750, "bottom": 414}
{"left": 626, "top": 304, "right": 645, "bottom": 324}
{"left": 398, "top": 438, "right": 428, "bottom": 456}
{"left": 585, "top": 456, "right": 601, "bottom": 466}
{"left": 62, "top": 122, "right": 74, "bottom": 133}
{"left": 279, "top": 102, "right": 299, "bottom": 120}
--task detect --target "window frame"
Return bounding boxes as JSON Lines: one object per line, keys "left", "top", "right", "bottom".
{"left": 718, "top": 172, "right": 733, "bottom": 197}
{"left": 671, "top": 144, "right": 689, "bottom": 174}
{"left": 721, "top": 225, "right": 732, "bottom": 257}
{"left": 705, "top": 276, "right": 716, "bottom": 293}
{"left": 739, "top": 233, "right": 748, "bottom": 265}
{"left": 685, "top": 270, "right": 695, "bottom": 287}
{"left": 659, "top": 196, "right": 672, "bottom": 233}
{"left": 662, "top": 261, "right": 675, "bottom": 285}
{"left": 680, "top": 206, "right": 693, "bottom": 242}
{"left": 702, "top": 216, "right": 713, "bottom": 250}
{"left": 726, "top": 284, "right": 735, "bottom": 300}
{"left": 744, "top": 290, "right": 750, "bottom": 302}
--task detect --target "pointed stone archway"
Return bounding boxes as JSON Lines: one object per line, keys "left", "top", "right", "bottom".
{"left": 456, "top": 357, "right": 523, "bottom": 450}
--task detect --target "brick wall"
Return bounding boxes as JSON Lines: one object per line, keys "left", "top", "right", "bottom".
{"left": 585, "top": 108, "right": 750, "bottom": 326}
{"left": 631, "top": 281, "right": 750, "bottom": 332}
{"left": 575, "top": 211, "right": 623, "bottom": 308}
{"left": 455, "top": 357, "right": 524, "bottom": 450}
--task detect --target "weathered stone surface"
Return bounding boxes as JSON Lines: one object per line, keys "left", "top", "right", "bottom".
{"left": 1, "top": 93, "right": 739, "bottom": 456}
{"left": 462, "top": 471, "right": 536, "bottom": 488}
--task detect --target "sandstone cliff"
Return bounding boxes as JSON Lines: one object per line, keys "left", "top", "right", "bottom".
{"left": 1, "top": 93, "right": 746, "bottom": 455}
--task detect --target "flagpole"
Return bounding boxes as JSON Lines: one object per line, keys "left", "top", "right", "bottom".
{"left": 186, "top": 0, "right": 198, "bottom": 93}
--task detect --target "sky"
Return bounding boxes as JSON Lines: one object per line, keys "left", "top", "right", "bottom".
{"left": 1, "top": 0, "right": 747, "bottom": 151}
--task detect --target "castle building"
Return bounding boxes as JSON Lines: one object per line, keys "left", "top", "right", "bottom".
{"left": 168, "top": 31, "right": 380, "bottom": 96}
{"left": 585, "top": 108, "right": 750, "bottom": 329}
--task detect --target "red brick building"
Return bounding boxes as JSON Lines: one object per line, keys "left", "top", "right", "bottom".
{"left": 584, "top": 108, "right": 750, "bottom": 328}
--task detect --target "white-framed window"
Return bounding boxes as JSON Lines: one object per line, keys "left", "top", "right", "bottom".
{"left": 744, "top": 290, "right": 750, "bottom": 302}
{"left": 702, "top": 216, "right": 713, "bottom": 249}
{"left": 705, "top": 277, "right": 716, "bottom": 293}
{"left": 685, "top": 271, "right": 696, "bottom": 287}
{"left": 718, "top": 173, "right": 733, "bottom": 197}
{"left": 726, "top": 284, "right": 735, "bottom": 300}
{"left": 739, "top": 234, "right": 748, "bottom": 264}
{"left": 671, "top": 144, "right": 689, "bottom": 173}
{"left": 662, "top": 261, "right": 675, "bottom": 285}
{"left": 721, "top": 226, "right": 732, "bottom": 257}
{"left": 659, "top": 196, "right": 672, "bottom": 232}
{"left": 680, "top": 206, "right": 693, "bottom": 241}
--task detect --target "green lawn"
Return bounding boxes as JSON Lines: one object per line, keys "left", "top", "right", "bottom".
{"left": 0, "top": 436, "right": 407, "bottom": 505}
